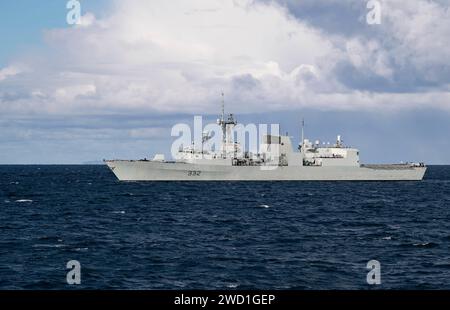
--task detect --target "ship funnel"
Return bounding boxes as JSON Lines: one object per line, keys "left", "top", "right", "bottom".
{"left": 336, "top": 135, "right": 343, "bottom": 147}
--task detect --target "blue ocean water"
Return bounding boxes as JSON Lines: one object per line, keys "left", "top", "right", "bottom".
{"left": 0, "top": 165, "right": 449, "bottom": 290}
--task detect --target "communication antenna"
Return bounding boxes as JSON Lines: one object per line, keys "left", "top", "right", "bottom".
{"left": 221, "top": 92, "right": 225, "bottom": 123}
{"left": 218, "top": 92, "right": 237, "bottom": 159}
{"left": 221, "top": 92, "right": 226, "bottom": 158}
{"left": 301, "top": 118, "right": 305, "bottom": 157}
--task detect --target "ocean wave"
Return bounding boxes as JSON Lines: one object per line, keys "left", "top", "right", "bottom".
{"left": 413, "top": 242, "right": 439, "bottom": 248}
{"left": 0, "top": 165, "right": 449, "bottom": 290}
{"left": 388, "top": 225, "right": 401, "bottom": 230}
{"left": 113, "top": 211, "right": 126, "bottom": 214}
{"left": 32, "top": 244, "right": 66, "bottom": 248}
{"left": 15, "top": 199, "right": 33, "bottom": 203}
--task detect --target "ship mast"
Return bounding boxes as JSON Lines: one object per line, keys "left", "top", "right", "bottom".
{"left": 218, "top": 92, "right": 237, "bottom": 159}
{"left": 221, "top": 92, "right": 226, "bottom": 158}
{"left": 221, "top": 92, "right": 225, "bottom": 124}
{"left": 301, "top": 118, "right": 305, "bottom": 163}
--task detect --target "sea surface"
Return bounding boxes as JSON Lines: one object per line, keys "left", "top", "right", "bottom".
{"left": 0, "top": 165, "right": 449, "bottom": 290}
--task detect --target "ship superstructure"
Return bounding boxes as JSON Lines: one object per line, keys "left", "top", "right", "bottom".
{"left": 105, "top": 98, "right": 426, "bottom": 181}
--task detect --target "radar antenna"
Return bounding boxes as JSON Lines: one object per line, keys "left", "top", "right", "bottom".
{"left": 301, "top": 118, "right": 305, "bottom": 156}
{"left": 217, "top": 92, "right": 237, "bottom": 159}
{"left": 221, "top": 92, "right": 226, "bottom": 158}
{"left": 221, "top": 92, "right": 225, "bottom": 123}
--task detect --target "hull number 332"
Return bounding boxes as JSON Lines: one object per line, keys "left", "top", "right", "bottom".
{"left": 187, "top": 171, "right": 201, "bottom": 176}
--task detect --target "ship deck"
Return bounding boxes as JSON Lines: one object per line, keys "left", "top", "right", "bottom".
{"left": 361, "top": 164, "right": 418, "bottom": 170}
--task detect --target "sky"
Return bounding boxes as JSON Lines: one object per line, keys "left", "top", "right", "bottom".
{"left": 0, "top": 0, "right": 449, "bottom": 164}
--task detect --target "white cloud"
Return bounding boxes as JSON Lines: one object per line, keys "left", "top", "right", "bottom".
{"left": 78, "top": 12, "right": 96, "bottom": 27}
{"left": 1, "top": 0, "right": 450, "bottom": 117}
{"left": 383, "top": 1, "right": 450, "bottom": 66}
{"left": 1, "top": 0, "right": 341, "bottom": 115}
{"left": 0, "top": 65, "right": 23, "bottom": 82}
{"left": 54, "top": 84, "right": 97, "bottom": 102}
{"left": 345, "top": 39, "right": 393, "bottom": 79}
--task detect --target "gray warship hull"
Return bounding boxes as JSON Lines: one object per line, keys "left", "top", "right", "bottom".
{"left": 105, "top": 160, "right": 426, "bottom": 181}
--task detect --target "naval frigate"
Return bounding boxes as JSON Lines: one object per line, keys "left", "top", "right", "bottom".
{"left": 105, "top": 105, "right": 426, "bottom": 181}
